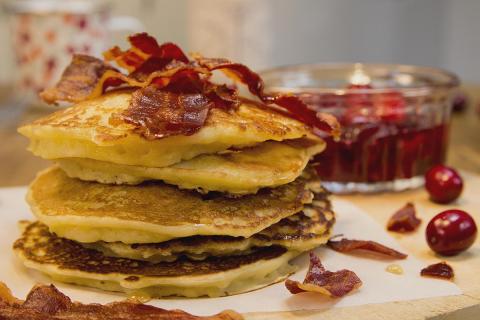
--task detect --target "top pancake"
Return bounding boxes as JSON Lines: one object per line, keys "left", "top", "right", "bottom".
{"left": 28, "top": 167, "right": 312, "bottom": 244}
{"left": 18, "top": 90, "right": 315, "bottom": 168}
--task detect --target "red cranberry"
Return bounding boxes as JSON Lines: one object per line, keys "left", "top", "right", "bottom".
{"left": 426, "top": 209, "right": 477, "bottom": 256}
{"left": 452, "top": 92, "right": 469, "bottom": 113}
{"left": 425, "top": 165, "right": 463, "bottom": 204}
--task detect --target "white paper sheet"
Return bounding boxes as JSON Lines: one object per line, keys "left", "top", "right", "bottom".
{"left": 0, "top": 187, "right": 461, "bottom": 315}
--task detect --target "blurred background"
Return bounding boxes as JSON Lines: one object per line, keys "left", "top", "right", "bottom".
{"left": 0, "top": 0, "right": 478, "bottom": 187}
{"left": 1, "top": 0, "right": 480, "bottom": 83}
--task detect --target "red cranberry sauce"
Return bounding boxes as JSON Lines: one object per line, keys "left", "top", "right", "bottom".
{"left": 305, "top": 91, "right": 449, "bottom": 183}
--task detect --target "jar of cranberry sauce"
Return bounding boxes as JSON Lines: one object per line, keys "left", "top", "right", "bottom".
{"left": 261, "top": 63, "right": 459, "bottom": 193}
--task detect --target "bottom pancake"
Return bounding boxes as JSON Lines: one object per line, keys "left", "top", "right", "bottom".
{"left": 14, "top": 222, "right": 299, "bottom": 298}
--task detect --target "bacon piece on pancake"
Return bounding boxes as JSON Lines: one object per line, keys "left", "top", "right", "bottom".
{"left": 129, "top": 57, "right": 176, "bottom": 82}
{"left": 285, "top": 252, "right": 362, "bottom": 298}
{"left": 40, "top": 54, "right": 119, "bottom": 104}
{"left": 40, "top": 59, "right": 211, "bottom": 105}
{"left": 0, "top": 282, "right": 243, "bottom": 320}
{"left": 128, "top": 58, "right": 198, "bottom": 82}
{"left": 123, "top": 85, "right": 213, "bottom": 139}
{"left": 273, "top": 96, "right": 341, "bottom": 137}
{"left": 103, "top": 45, "right": 145, "bottom": 73}
{"left": 194, "top": 57, "right": 264, "bottom": 97}
{"left": 420, "top": 262, "right": 454, "bottom": 280}
{"left": 387, "top": 203, "right": 422, "bottom": 233}
{"left": 104, "top": 33, "right": 188, "bottom": 73}
{"left": 204, "top": 84, "right": 239, "bottom": 109}
{"left": 194, "top": 57, "right": 340, "bottom": 138}
{"left": 129, "top": 34, "right": 188, "bottom": 63}
{"left": 327, "top": 238, "right": 407, "bottom": 259}
{"left": 41, "top": 32, "right": 340, "bottom": 138}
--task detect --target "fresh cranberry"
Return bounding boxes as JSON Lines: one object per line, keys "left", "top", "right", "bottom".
{"left": 426, "top": 209, "right": 477, "bottom": 256}
{"left": 425, "top": 165, "right": 463, "bottom": 204}
{"left": 452, "top": 92, "right": 469, "bottom": 113}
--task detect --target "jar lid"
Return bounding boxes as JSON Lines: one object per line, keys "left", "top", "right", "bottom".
{"left": 3, "top": 0, "right": 110, "bottom": 14}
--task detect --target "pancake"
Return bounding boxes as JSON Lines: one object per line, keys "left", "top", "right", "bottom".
{"left": 18, "top": 90, "right": 316, "bottom": 168}
{"left": 86, "top": 194, "right": 335, "bottom": 262}
{"left": 28, "top": 167, "right": 313, "bottom": 244}
{"left": 14, "top": 222, "right": 299, "bottom": 298}
{"left": 56, "top": 138, "right": 324, "bottom": 194}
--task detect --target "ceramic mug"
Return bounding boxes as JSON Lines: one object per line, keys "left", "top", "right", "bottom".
{"left": 3, "top": 0, "right": 144, "bottom": 103}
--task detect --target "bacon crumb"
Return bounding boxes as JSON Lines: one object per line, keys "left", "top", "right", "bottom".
{"left": 0, "top": 282, "right": 243, "bottom": 320}
{"left": 285, "top": 252, "right": 362, "bottom": 298}
{"left": 387, "top": 203, "right": 422, "bottom": 233}
{"left": 420, "top": 262, "right": 454, "bottom": 280}
{"left": 327, "top": 238, "right": 407, "bottom": 259}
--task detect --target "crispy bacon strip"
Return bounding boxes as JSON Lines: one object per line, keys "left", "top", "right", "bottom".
{"left": 103, "top": 45, "right": 145, "bottom": 73}
{"left": 421, "top": 262, "right": 454, "bottom": 280}
{"left": 193, "top": 58, "right": 264, "bottom": 97}
{"left": 285, "top": 252, "right": 362, "bottom": 298}
{"left": 123, "top": 85, "right": 213, "bottom": 139}
{"left": 119, "top": 69, "right": 238, "bottom": 139}
{"left": 327, "top": 238, "right": 407, "bottom": 259}
{"left": 0, "top": 282, "right": 243, "bottom": 320}
{"left": 130, "top": 34, "right": 188, "bottom": 60}
{"left": 273, "top": 96, "right": 341, "bottom": 137}
{"left": 387, "top": 203, "right": 422, "bottom": 233}
{"left": 40, "top": 54, "right": 119, "bottom": 104}
{"left": 104, "top": 33, "right": 188, "bottom": 72}
{"left": 194, "top": 57, "right": 341, "bottom": 138}
{"left": 126, "top": 63, "right": 210, "bottom": 90}
{"left": 41, "top": 61, "right": 212, "bottom": 104}
{"left": 43, "top": 34, "right": 196, "bottom": 104}
{"left": 41, "top": 32, "right": 340, "bottom": 138}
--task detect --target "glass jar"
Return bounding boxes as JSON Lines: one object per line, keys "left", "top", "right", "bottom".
{"left": 261, "top": 63, "right": 459, "bottom": 193}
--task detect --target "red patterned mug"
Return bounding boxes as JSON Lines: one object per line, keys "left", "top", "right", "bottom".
{"left": 3, "top": 0, "right": 143, "bottom": 104}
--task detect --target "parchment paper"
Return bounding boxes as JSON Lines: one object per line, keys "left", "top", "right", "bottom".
{"left": 0, "top": 187, "right": 461, "bottom": 315}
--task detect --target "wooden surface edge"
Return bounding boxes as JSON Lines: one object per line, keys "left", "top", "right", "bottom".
{"left": 243, "top": 294, "right": 480, "bottom": 320}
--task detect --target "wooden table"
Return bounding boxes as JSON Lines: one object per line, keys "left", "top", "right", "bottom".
{"left": 0, "top": 86, "right": 479, "bottom": 319}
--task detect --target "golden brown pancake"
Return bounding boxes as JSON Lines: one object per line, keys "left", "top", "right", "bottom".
{"left": 28, "top": 167, "right": 313, "bottom": 244}
{"left": 56, "top": 138, "right": 324, "bottom": 194}
{"left": 18, "top": 90, "right": 317, "bottom": 168}
{"left": 86, "top": 195, "right": 335, "bottom": 262}
{"left": 14, "top": 222, "right": 299, "bottom": 298}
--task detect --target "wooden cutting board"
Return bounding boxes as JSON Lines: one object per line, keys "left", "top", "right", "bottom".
{"left": 246, "top": 171, "right": 480, "bottom": 320}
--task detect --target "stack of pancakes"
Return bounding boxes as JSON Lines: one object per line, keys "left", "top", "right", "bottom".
{"left": 14, "top": 90, "right": 335, "bottom": 298}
